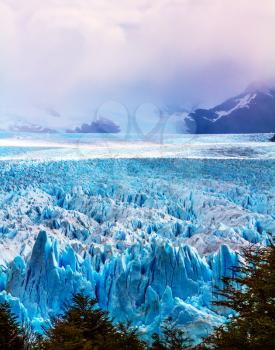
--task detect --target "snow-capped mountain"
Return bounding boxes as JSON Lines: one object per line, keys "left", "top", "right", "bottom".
{"left": 190, "top": 83, "right": 275, "bottom": 133}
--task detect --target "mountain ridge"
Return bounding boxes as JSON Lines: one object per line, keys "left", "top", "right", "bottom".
{"left": 189, "top": 83, "right": 275, "bottom": 134}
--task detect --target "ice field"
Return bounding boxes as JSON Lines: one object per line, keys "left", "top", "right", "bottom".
{"left": 0, "top": 132, "right": 275, "bottom": 160}
{"left": 0, "top": 133, "right": 274, "bottom": 343}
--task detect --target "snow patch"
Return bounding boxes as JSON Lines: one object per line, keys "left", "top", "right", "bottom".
{"left": 203, "top": 93, "right": 257, "bottom": 123}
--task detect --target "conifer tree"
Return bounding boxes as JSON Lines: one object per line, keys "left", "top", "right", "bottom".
{"left": 151, "top": 317, "right": 192, "bottom": 350}
{"left": 41, "top": 293, "right": 146, "bottom": 350}
{"left": 150, "top": 333, "right": 167, "bottom": 350}
{"left": 115, "top": 322, "right": 146, "bottom": 350}
{"left": 201, "top": 245, "right": 275, "bottom": 350}
{"left": 0, "top": 301, "right": 24, "bottom": 350}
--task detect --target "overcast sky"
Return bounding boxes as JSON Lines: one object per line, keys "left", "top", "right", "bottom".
{"left": 0, "top": 0, "right": 275, "bottom": 128}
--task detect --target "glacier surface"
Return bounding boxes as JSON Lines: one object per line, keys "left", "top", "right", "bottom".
{"left": 0, "top": 156, "right": 274, "bottom": 342}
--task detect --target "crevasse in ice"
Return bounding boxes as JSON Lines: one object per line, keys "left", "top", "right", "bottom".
{"left": 0, "top": 158, "right": 274, "bottom": 342}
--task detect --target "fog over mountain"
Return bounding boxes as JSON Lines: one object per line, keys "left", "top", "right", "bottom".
{"left": 0, "top": 0, "right": 275, "bottom": 129}
{"left": 189, "top": 82, "right": 275, "bottom": 134}
{"left": 68, "top": 118, "right": 121, "bottom": 134}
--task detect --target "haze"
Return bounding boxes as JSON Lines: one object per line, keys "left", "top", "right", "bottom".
{"left": 0, "top": 0, "right": 275, "bottom": 129}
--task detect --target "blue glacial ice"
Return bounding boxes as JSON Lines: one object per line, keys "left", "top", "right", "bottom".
{"left": 0, "top": 154, "right": 274, "bottom": 343}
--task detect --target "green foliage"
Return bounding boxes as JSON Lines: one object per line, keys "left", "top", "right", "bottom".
{"left": 115, "top": 322, "right": 146, "bottom": 350}
{"left": 2, "top": 294, "right": 194, "bottom": 350}
{"left": 201, "top": 245, "right": 275, "bottom": 350}
{"left": 151, "top": 333, "right": 167, "bottom": 350}
{"left": 4, "top": 245, "right": 273, "bottom": 350}
{"left": 0, "top": 301, "right": 24, "bottom": 350}
{"left": 40, "top": 293, "right": 146, "bottom": 350}
{"left": 151, "top": 317, "right": 192, "bottom": 350}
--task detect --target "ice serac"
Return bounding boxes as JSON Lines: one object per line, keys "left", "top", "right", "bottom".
{"left": 6, "top": 230, "right": 96, "bottom": 324}
{"left": 4, "top": 231, "right": 230, "bottom": 337}
{"left": 0, "top": 158, "right": 274, "bottom": 342}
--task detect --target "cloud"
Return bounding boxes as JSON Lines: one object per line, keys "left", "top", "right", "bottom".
{"left": 0, "top": 0, "right": 275, "bottom": 126}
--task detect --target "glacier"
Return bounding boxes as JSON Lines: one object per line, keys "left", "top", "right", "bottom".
{"left": 0, "top": 154, "right": 274, "bottom": 343}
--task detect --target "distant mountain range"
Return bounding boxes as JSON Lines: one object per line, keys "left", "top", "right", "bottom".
{"left": 0, "top": 120, "right": 57, "bottom": 133}
{"left": 9, "top": 123, "right": 57, "bottom": 134}
{"left": 1, "top": 83, "right": 274, "bottom": 135}
{"left": 67, "top": 118, "right": 121, "bottom": 133}
{"left": 189, "top": 82, "right": 275, "bottom": 134}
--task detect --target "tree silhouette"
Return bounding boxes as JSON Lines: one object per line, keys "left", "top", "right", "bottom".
{"left": 200, "top": 245, "right": 275, "bottom": 350}
{"left": 151, "top": 317, "right": 192, "bottom": 350}
{"left": 0, "top": 301, "right": 24, "bottom": 350}
{"left": 41, "top": 293, "right": 146, "bottom": 350}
